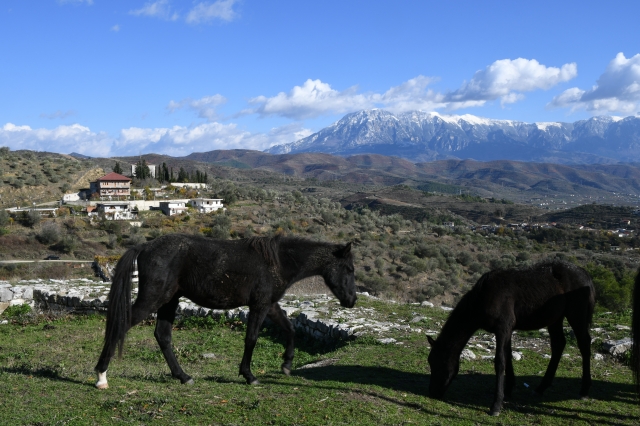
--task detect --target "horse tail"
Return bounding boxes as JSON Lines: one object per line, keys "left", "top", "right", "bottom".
{"left": 104, "top": 246, "right": 143, "bottom": 359}
{"left": 632, "top": 267, "right": 640, "bottom": 396}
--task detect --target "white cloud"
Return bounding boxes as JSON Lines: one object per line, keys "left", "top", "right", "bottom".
{"left": 185, "top": 0, "right": 239, "bottom": 24}
{"left": 1, "top": 123, "right": 112, "bottom": 157}
{"left": 246, "top": 79, "right": 375, "bottom": 120}
{"left": 129, "top": 0, "right": 179, "bottom": 21}
{"left": 0, "top": 121, "right": 309, "bottom": 157}
{"left": 445, "top": 58, "right": 577, "bottom": 105}
{"left": 111, "top": 24, "right": 121, "bottom": 32}
{"left": 39, "top": 110, "right": 76, "bottom": 120}
{"left": 167, "top": 94, "right": 227, "bottom": 121}
{"left": 549, "top": 52, "right": 640, "bottom": 114}
{"left": 245, "top": 59, "right": 576, "bottom": 120}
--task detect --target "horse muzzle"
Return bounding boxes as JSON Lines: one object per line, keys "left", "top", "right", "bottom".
{"left": 340, "top": 295, "right": 357, "bottom": 308}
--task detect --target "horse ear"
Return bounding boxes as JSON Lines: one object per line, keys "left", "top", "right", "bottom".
{"left": 427, "top": 335, "right": 436, "bottom": 346}
{"left": 334, "top": 242, "right": 352, "bottom": 258}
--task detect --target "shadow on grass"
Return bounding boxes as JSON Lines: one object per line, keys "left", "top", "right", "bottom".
{"left": 1, "top": 365, "right": 87, "bottom": 386}
{"left": 292, "top": 365, "right": 639, "bottom": 422}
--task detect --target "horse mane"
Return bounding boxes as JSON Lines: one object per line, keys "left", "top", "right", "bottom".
{"left": 247, "top": 236, "right": 281, "bottom": 268}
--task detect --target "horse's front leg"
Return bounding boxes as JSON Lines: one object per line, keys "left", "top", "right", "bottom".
{"left": 490, "top": 330, "right": 509, "bottom": 416}
{"left": 267, "top": 302, "right": 296, "bottom": 375}
{"left": 239, "top": 305, "right": 270, "bottom": 384}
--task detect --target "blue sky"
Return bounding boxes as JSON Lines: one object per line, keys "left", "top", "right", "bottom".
{"left": 1, "top": 0, "right": 639, "bottom": 157}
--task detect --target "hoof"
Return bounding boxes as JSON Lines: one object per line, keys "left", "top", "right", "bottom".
{"left": 580, "top": 395, "right": 589, "bottom": 401}
{"left": 183, "top": 378, "right": 195, "bottom": 385}
{"left": 489, "top": 410, "right": 500, "bottom": 417}
{"left": 282, "top": 367, "right": 291, "bottom": 376}
{"left": 95, "top": 370, "right": 108, "bottom": 389}
{"left": 249, "top": 379, "right": 260, "bottom": 385}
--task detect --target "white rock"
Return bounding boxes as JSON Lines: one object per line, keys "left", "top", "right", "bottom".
{"left": 377, "top": 338, "right": 397, "bottom": 344}
{"left": 511, "top": 351, "right": 523, "bottom": 361}
{"left": 460, "top": 349, "right": 476, "bottom": 360}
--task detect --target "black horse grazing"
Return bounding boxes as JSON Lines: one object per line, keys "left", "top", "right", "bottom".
{"left": 427, "top": 260, "right": 594, "bottom": 416}
{"left": 94, "top": 234, "right": 357, "bottom": 389}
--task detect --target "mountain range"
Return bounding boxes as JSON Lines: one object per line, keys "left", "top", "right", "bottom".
{"left": 267, "top": 110, "right": 640, "bottom": 164}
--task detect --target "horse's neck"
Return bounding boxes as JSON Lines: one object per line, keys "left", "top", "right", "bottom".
{"left": 439, "top": 306, "right": 479, "bottom": 355}
{"left": 279, "top": 240, "right": 327, "bottom": 283}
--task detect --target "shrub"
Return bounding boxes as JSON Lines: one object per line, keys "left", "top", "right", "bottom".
{"left": 456, "top": 251, "right": 474, "bottom": 266}
{"left": 37, "top": 222, "right": 61, "bottom": 244}
{"left": 26, "top": 209, "right": 41, "bottom": 227}
{"left": 585, "top": 263, "right": 634, "bottom": 311}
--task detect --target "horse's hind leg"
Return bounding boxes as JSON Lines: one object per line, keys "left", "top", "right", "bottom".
{"left": 154, "top": 294, "right": 194, "bottom": 385}
{"left": 95, "top": 300, "right": 154, "bottom": 388}
{"left": 535, "top": 319, "right": 565, "bottom": 395}
{"left": 567, "top": 314, "right": 592, "bottom": 398}
{"left": 267, "top": 303, "right": 296, "bottom": 375}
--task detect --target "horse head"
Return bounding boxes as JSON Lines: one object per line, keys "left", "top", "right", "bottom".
{"left": 322, "top": 242, "right": 357, "bottom": 308}
{"left": 427, "top": 335, "right": 460, "bottom": 399}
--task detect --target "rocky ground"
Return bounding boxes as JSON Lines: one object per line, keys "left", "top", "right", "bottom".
{"left": 1, "top": 278, "right": 634, "bottom": 364}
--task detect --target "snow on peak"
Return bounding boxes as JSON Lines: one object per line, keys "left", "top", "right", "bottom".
{"left": 535, "top": 122, "right": 562, "bottom": 131}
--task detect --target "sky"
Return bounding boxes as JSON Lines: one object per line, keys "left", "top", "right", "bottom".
{"left": 1, "top": 0, "right": 640, "bottom": 158}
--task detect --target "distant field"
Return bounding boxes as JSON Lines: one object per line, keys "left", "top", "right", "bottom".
{"left": 0, "top": 297, "right": 638, "bottom": 425}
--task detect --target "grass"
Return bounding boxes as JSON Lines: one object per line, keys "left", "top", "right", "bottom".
{"left": 0, "top": 297, "right": 638, "bottom": 425}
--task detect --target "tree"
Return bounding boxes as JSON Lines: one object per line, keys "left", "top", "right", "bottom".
{"left": 177, "top": 167, "right": 188, "bottom": 183}
{"left": 135, "top": 159, "right": 151, "bottom": 180}
{"left": 113, "top": 162, "right": 123, "bottom": 175}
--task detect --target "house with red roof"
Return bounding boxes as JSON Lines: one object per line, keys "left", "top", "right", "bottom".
{"left": 89, "top": 172, "right": 131, "bottom": 199}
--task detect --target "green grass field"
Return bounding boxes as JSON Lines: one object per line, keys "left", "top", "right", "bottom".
{"left": 0, "top": 297, "right": 638, "bottom": 425}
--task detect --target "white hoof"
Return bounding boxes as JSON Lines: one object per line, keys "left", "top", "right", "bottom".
{"left": 95, "top": 370, "right": 108, "bottom": 389}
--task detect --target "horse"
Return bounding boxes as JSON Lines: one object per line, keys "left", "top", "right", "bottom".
{"left": 94, "top": 234, "right": 357, "bottom": 389}
{"left": 427, "top": 260, "right": 595, "bottom": 416}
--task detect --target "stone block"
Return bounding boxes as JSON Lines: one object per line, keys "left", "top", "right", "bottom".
{"left": 460, "top": 349, "right": 476, "bottom": 360}
{"left": 603, "top": 338, "right": 633, "bottom": 356}
{"left": 0, "top": 288, "right": 13, "bottom": 302}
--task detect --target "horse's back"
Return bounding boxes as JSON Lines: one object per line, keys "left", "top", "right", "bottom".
{"left": 472, "top": 261, "right": 593, "bottom": 331}
{"left": 134, "top": 234, "right": 270, "bottom": 309}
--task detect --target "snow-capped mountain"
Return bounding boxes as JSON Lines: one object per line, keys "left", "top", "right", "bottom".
{"left": 266, "top": 110, "right": 640, "bottom": 163}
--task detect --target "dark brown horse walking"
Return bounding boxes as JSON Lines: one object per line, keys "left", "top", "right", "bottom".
{"left": 94, "top": 234, "right": 357, "bottom": 389}
{"left": 428, "top": 260, "right": 595, "bottom": 416}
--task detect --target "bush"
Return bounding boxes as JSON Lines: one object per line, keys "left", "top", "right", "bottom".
{"left": 456, "top": 251, "right": 474, "bottom": 266}
{"left": 585, "top": 263, "right": 634, "bottom": 311}
{"left": 37, "top": 222, "right": 61, "bottom": 244}
{"left": 26, "top": 209, "right": 41, "bottom": 227}
{"left": 0, "top": 209, "right": 9, "bottom": 226}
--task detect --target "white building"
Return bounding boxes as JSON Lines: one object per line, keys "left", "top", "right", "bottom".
{"left": 188, "top": 198, "right": 224, "bottom": 213}
{"left": 62, "top": 193, "right": 81, "bottom": 202}
{"left": 95, "top": 202, "right": 137, "bottom": 220}
{"left": 170, "top": 182, "right": 207, "bottom": 189}
{"left": 131, "top": 164, "right": 156, "bottom": 178}
{"left": 159, "top": 200, "right": 188, "bottom": 216}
